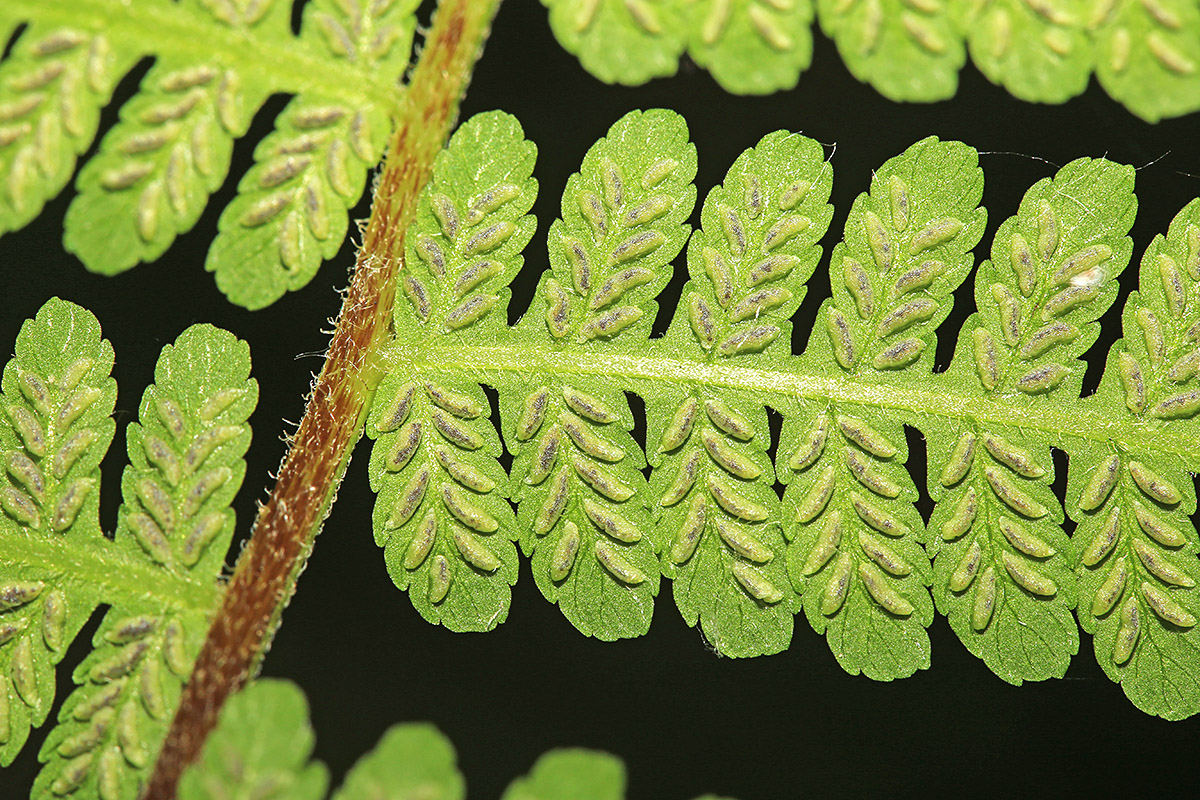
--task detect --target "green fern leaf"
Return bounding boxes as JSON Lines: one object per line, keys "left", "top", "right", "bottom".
{"left": 0, "top": 20, "right": 138, "bottom": 238}
{"left": 687, "top": 0, "right": 815, "bottom": 94}
{"left": 651, "top": 130, "right": 833, "bottom": 657}
{"left": 955, "top": 0, "right": 1099, "bottom": 104}
{"left": 61, "top": 1, "right": 286, "bottom": 274}
{"left": 362, "top": 109, "right": 1200, "bottom": 714}
{"left": 1, "top": 0, "right": 416, "bottom": 308}
{"left": 0, "top": 298, "right": 256, "bottom": 789}
{"left": 1090, "top": 0, "right": 1200, "bottom": 123}
{"left": 31, "top": 322, "right": 255, "bottom": 799}
{"left": 207, "top": 0, "right": 418, "bottom": 309}
{"left": 952, "top": 0, "right": 1092, "bottom": 104}
{"left": 499, "top": 108, "right": 696, "bottom": 640}
{"left": 777, "top": 137, "right": 983, "bottom": 679}
{"left": 928, "top": 156, "right": 1135, "bottom": 684}
{"left": 177, "top": 680, "right": 329, "bottom": 800}
{"left": 368, "top": 110, "right": 1200, "bottom": 713}
{"left": 501, "top": 749, "right": 625, "bottom": 800}
{"left": 0, "top": 298, "right": 116, "bottom": 764}
{"left": 331, "top": 723, "right": 465, "bottom": 800}
{"left": 368, "top": 111, "right": 535, "bottom": 632}
{"left": 1069, "top": 197, "right": 1200, "bottom": 719}
{"left": 540, "top": 0, "right": 687, "bottom": 85}
{"left": 816, "top": 0, "right": 965, "bottom": 101}
{"left": 185, "top": 679, "right": 717, "bottom": 799}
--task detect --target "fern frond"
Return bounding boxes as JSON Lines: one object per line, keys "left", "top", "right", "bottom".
{"left": 0, "top": 298, "right": 257, "bottom": 795}
{"left": 367, "top": 111, "right": 535, "bottom": 632}
{"left": 503, "top": 108, "right": 697, "bottom": 640}
{"left": 373, "top": 108, "right": 1200, "bottom": 717}
{"left": 818, "top": 0, "right": 964, "bottom": 102}
{"left": 0, "top": 0, "right": 416, "bottom": 308}
{"left": 0, "top": 299, "right": 116, "bottom": 764}
{"left": 927, "top": 157, "right": 1135, "bottom": 684}
{"left": 539, "top": 0, "right": 1200, "bottom": 119}
{"left": 1090, "top": 0, "right": 1200, "bottom": 122}
{"left": 687, "top": 0, "right": 815, "bottom": 95}
{"left": 180, "top": 678, "right": 706, "bottom": 800}
{"left": 1069, "top": 197, "right": 1200, "bottom": 719}
{"left": 652, "top": 130, "right": 833, "bottom": 657}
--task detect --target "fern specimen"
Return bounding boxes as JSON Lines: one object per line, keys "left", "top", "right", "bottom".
{"left": 540, "top": 0, "right": 1200, "bottom": 120}
{"left": 0, "top": 298, "right": 257, "bottom": 797}
{"left": 178, "top": 678, "right": 722, "bottom": 800}
{"left": 3, "top": 0, "right": 1200, "bottom": 793}
{"left": 0, "top": 0, "right": 418, "bottom": 309}
{"left": 360, "top": 107, "right": 1200, "bottom": 720}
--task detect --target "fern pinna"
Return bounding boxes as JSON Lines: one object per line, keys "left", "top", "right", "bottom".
{"left": 0, "top": 0, "right": 418, "bottom": 309}
{"left": 366, "top": 108, "right": 1200, "bottom": 719}
{"left": 541, "top": 0, "right": 1200, "bottom": 121}
{"left": 0, "top": 300, "right": 256, "bottom": 798}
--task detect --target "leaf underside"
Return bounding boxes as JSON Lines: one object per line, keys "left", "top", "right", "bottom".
{"left": 0, "top": 298, "right": 257, "bottom": 797}
{"left": 540, "top": 0, "right": 1200, "bottom": 120}
{"left": 368, "top": 107, "right": 1200, "bottom": 720}
{"left": 0, "top": 0, "right": 417, "bottom": 309}
{"left": 180, "top": 678, "right": 721, "bottom": 800}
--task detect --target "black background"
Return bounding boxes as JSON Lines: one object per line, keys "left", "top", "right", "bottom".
{"left": 4, "top": 1, "right": 1200, "bottom": 797}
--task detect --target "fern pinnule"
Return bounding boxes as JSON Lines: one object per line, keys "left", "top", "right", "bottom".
{"left": 206, "top": 0, "right": 420, "bottom": 310}
{"left": 0, "top": 300, "right": 115, "bottom": 766}
{"left": 0, "top": 20, "right": 133, "bottom": 241}
{"left": 506, "top": 109, "right": 697, "bottom": 640}
{"left": 178, "top": 679, "right": 329, "bottom": 800}
{"left": 651, "top": 130, "right": 833, "bottom": 657}
{"left": 923, "top": 157, "right": 1135, "bottom": 684}
{"left": 777, "top": 137, "right": 984, "bottom": 678}
{"left": 819, "top": 0, "right": 964, "bottom": 102}
{"left": 367, "top": 111, "right": 537, "bottom": 632}
{"left": 1090, "top": 0, "right": 1200, "bottom": 123}
{"left": 540, "top": 0, "right": 689, "bottom": 87}
{"left": 687, "top": 0, "right": 814, "bottom": 95}
{"left": 954, "top": 0, "right": 1092, "bottom": 104}
{"left": 1070, "top": 197, "right": 1200, "bottom": 720}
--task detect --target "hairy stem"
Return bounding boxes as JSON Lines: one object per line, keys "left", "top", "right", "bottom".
{"left": 143, "top": 0, "right": 501, "bottom": 794}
